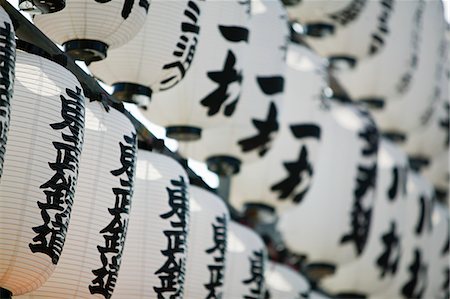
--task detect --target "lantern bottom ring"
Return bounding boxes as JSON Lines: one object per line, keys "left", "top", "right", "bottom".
{"left": 358, "top": 98, "right": 385, "bottom": 109}
{"left": 303, "top": 23, "right": 335, "bottom": 38}
{"left": 304, "top": 262, "right": 336, "bottom": 281}
{"left": 334, "top": 292, "right": 367, "bottom": 299}
{"left": 166, "top": 126, "right": 202, "bottom": 141}
{"left": 206, "top": 155, "right": 241, "bottom": 176}
{"left": 63, "top": 39, "right": 108, "bottom": 64}
{"left": 113, "top": 82, "right": 152, "bottom": 109}
{"left": 19, "top": 0, "right": 65, "bottom": 13}
{"left": 0, "top": 288, "right": 12, "bottom": 299}
{"left": 381, "top": 131, "right": 406, "bottom": 144}
{"left": 329, "top": 55, "right": 357, "bottom": 70}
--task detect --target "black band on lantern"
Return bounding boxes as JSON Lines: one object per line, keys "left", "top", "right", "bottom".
{"left": 16, "top": 40, "right": 68, "bottom": 67}
{"left": 329, "top": 55, "right": 357, "bottom": 70}
{"left": 243, "top": 202, "right": 276, "bottom": 214}
{"left": 19, "top": 0, "right": 65, "bottom": 13}
{"left": 63, "top": 39, "right": 108, "bottom": 63}
{"left": 206, "top": 155, "right": 241, "bottom": 176}
{"left": 303, "top": 23, "right": 335, "bottom": 38}
{"left": 0, "top": 288, "right": 12, "bottom": 299}
{"left": 382, "top": 131, "right": 407, "bottom": 144}
{"left": 358, "top": 98, "right": 385, "bottom": 109}
{"left": 281, "top": 0, "right": 301, "bottom": 6}
{"left": 305, "top": 263, "right": 336, "bottom": 281}
{"left": 166, "top": 126, "right": 202, "bottom": 142}
{"left": 335, "top": 292, "right": 367, "bottom": 299}
{"left": 112, "top": 82, "right": 153, "bottom": 109}
{"left": 408, "top": 156, "right": 430, "bottom": 171}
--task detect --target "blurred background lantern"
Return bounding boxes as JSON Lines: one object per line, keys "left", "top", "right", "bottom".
{"left": 370, "top": 170, "right": 434, "bottom": 299}
{"left": 184, "top": 185, "right": 230, "bottom": 299}
{"left": 18, "top": 100, "right": 137, "bottom": 299}
{"left": 89, "top": 0, "right": 204, "bottom": 107}
{"left": 277, "top": 102, "right": 379, "bottom": 272}
{"left": 264, "top": 261, "right": 310, "bottom": 298}
{"left": 424, "top": 201, "right": 449, "bottom": 299}
{"left": 368, "top": 0, "right": 447, "bottom": 138}
{"left": 33, "top": 0, "right": 150, "bottom": 62}
{"left": 223, "top": 221, "right": 267, "bottom": 299}
{"left": 18, "top": 0, "right": 65, "bottom": 14}
{"left": 140, "top": 0, "right": 251, "bottom": 141}
{"left": 175, "top": 0, "right": 289, "bottom": 175}
{"left": 0, "top": 46, "right": 85, "bottom": 296}
{"left": 422, "top": 151, "right": 449, "bottom": 204}
{"left": 229, "top": 42, "right": 329, "bottom": 212}
{"left": 108, "top": 150, "right": 190, "bottom": 299}
{"left": 332, "top": 1, "right": 424, "bottom": 105}
{"left": 288, "top": 0, "right": 394, "bottom": 67}
{"left": 319, "top": 138, "right": 409, "bottom": 297}
{"left": 0, "top": 7, "right": 15, "bottom": 179}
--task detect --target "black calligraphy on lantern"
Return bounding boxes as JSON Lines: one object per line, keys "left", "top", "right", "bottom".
{"left": 341, "top": 116, "right": 378, "bottom": 255}
{"left": 369, "top": 0, "right": 394, "bottom": 55}
{"left": 401, "top": 249, "right": 428, "bottom": 299}
{"left": 154, "top": 175, "right": 189, "bottom": 299}
{"left": 200, "top": 25, "right": 249, "bottom": 117}
{"left": 388, "top": 166, "right": 407, "bottom": 201}
{"left": 415, "top": 195, "right": 428, "bottom": 236}
{"left": 238, "top": 0, "right": 251, "bottom": 15}
{"left": 439, "top": 101, "right": 449, "bottom": 147}
{"left": 204, "top": 214, "right": 228, "bottom": 299}
{"left": 328, "top": 0, "right": 367, "bottom": 26}
{"left": 94, "top": 0, "right": 149, "bottom": 19}
{"left": 160, "top": 0, "right": 203, "bottom": 91}
{"left": 243, "top": 249, "right": 265, "bottom": 299}
{"left": 443, "top": 267, "right": 450, "bottom": 299}
{"left": 376, "top": 222, "right": 401, "bottom": 278}
{"left": 0, "top": 21, "right": 15, "bottom": 179}
{"left": 29, "top": 86, "right": 85, "bottom": 265}
{"left": 89, "top": 132, "right": 137, "bottom": 298}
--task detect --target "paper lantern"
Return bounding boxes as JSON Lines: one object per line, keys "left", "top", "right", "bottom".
{"left": 319, "top": 139, "right": 409, "bottom": 297}
{"left": 109, "top": 150, "right": 190, "bottom": 299}
{"left": 0, "top": 7, "right": 15, "bottom": 179}
{"left": 89, "top": 0, "right": 205, "bottom": 105}
{"left": 422, "top": 151, "right": 449, "bottom": 201}
{"left": 223, "top": 221, "right": 267, "bottom": 299}
{"left": 33, "top": 0, "right": 149, "bottom": 62}
{"left": 370, "top": 171, "right": 434, "bottom": 299}
{"left": 297, "top": 0, "right": 395, "bottom": 65}
{"left": 424, "top": 202, "right": 449, "bottom": 299}
{"left": 184, "top": 185, "right": 230, "bottom": 299}
{"left": 265, "top": 261, "right": 310, "bottom": 299}
{"left": 175, "top": 0, "right": 289, "bottom": 171}
{"left": 277, "top": 102, "right": 379, "bottom": 269}
{"left": 368, "top": 0, "right": 447, "bottom": 137}
{"left": 333, "top": 1, "right": 424, "bottom": 103}
{"left": 229, "top": 42, "right": 329, "bottom": 212}
{"left": 18, "top": 101, "right": 138, "bottom": 299}
{"left": 0, "top": 48, "right": 85, "bottom": 296}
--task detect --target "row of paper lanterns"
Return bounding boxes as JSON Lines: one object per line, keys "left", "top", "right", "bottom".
{"left": 0, "top": 0, "right": 448, "bottom": 298}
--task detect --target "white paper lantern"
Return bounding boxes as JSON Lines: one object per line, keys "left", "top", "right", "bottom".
{"left": 265, "top": 261, "right": 310, "bottom": 299}
{"left": 175, "top": 0, "right": 289, "bottom": 170}
{"left": 17, "top": 101, "right": 138, "bottom": 299}
{"left": 33, "top": 0, "right": 149, "bottom": 62}
{"left": 277, "top": 102, "right": 379, "bottom": 268}
{"left": 229, "top": 42, "right": 329, "bottom": 212}
{"left": 0, "top": 7, "right": 15, "bottom": 179}
{"left": 422, "top": 151, "right": 449, "bottom": 200}
{"left": 301, "top": 0, "right": 395, "bottom": 65}
{"left": 333, "top": 1, "right": 424, "bottom": 103}
{"left": 109, "top": 150, "right": 190, "bottom": 299}
{"left": 368, "top": 0, "right": 447, "bottom": 136}
{"left": 89, "top": 0, "right": 205, "bottom": 105}
{"left": 0, "top": 49, "right": 85, "bottom": 296}
{"left": 184, "top": 185, "right": 230, "bottom": 299}
{"left": 223, "top": 221, "right": 267, "bottom": 299}
{"left": 370, "top": 171, "right": 434, "bottom": 299}
{"left": 424, "top": 202, "right": 449, "bottom": 299}
{"left": 319, "top": 139, "right": 409, "bottom": 297}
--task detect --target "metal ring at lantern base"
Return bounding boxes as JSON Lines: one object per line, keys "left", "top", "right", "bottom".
{"left": 63, "top": 39, "right": 108, "bottom": 63}
{"left": 0, "top": 288, "right": 12, "bottom": 299}
{"left": 335, "top": 292, "right": 367, "bottom": 299}
{"left": 408, "top": 156, "right": 430, "bottom": 172}
{"left": 19, "top": 0, "right": 65, "bottom": 13}
{"left": 329, "top": 55, "right": 357, "bottom": 70}
{"left": 304, "top": 23, "right": 335, "bottom": 38}
{"left": 281, "top": 0, "right": 301, "bottom": 6}
{"left": 304, "top": 263, "right": 336, "bottom": 281}
{"left": 381, "top": 131, "right": 407, "bottom": 144}
{"left": 206, "top": 155, "right": 241, "bottom": 176}
{"left": 112, "top": 82, "right": 153, "bottom": 109}
{"left": 358, "top": 98, "right": 385, "bottom": 110}
{"left": 166, "top": 126, "right": 202, "bottom": 142}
